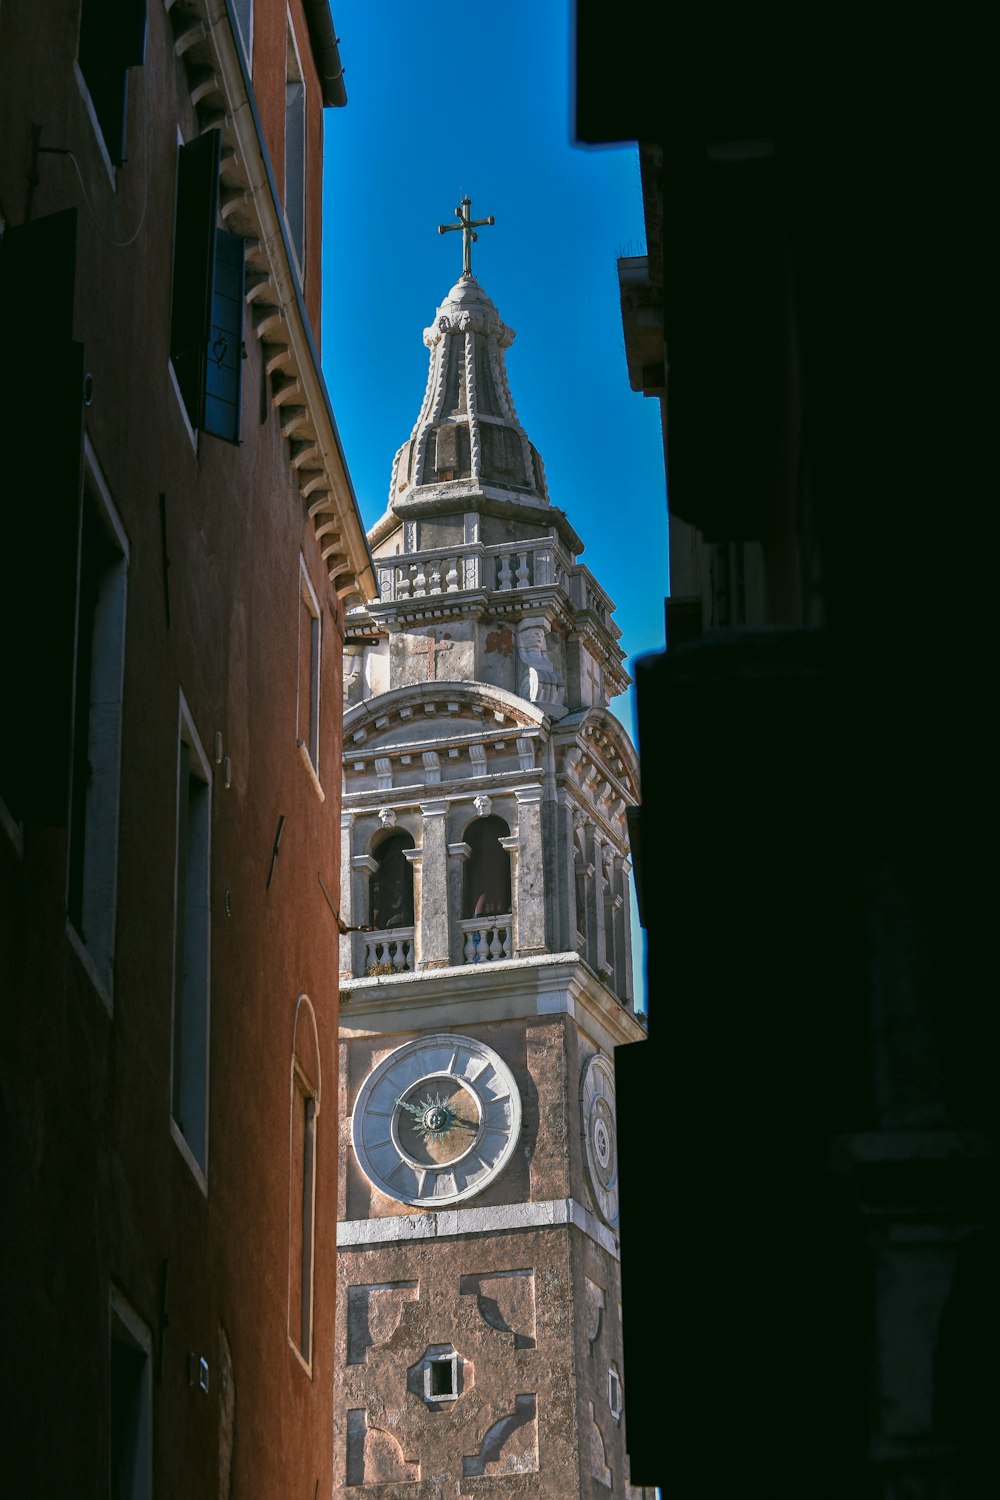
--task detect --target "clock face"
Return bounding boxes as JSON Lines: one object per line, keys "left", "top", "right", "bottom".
{"left": 351, "top": 1034, "right": 522, "bottom": 1208}
{"left": 581, "top": 1053, "right": 619, "bottom": 1229}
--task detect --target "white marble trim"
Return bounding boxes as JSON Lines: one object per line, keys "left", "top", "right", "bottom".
{"left": 337, "top": 1195, "right": 619, "bottom": 1258}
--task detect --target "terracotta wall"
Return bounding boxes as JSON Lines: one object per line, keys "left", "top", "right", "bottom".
{"left": 0, "top": 1, "right": 345, "bottom": 1491}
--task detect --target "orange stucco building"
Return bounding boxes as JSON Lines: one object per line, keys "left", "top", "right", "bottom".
{"left": 0, "top": 2, "right": 371, "bottom": 1493}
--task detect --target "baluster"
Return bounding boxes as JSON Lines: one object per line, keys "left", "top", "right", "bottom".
{"left": 413, "top": 561, "right": 426, "bottom": 596}
{"left": 392, "top": 939, "right": 406, "bottom": 971}
{"left": 498, "top": 553, "right": 512, "bottom": 590}
{"left": 515, "top": 551, "right": 529, "bottom": 587}
{"left": 502, "top": 924, "right": 512, "bottom": 959}
{"left": 488, "top": 925, "right": 503, "bottom": 961}
{"left": 429, "top": 557, "right": 442, "bottom": 593}
{"left": 464, "top": 928, "right": 479, "bottom": 965}
{"left": 445, "top": 556, "right": 459, "bottom": 591}
{"left": 397, "top": 567, "right": 411, "bottom": 600}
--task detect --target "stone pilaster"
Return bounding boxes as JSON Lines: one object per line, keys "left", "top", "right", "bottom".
{"left": 513, "top": 785, "right": 546, "bottom": 955}
{"left": 416, "top": 800, "right": 449, "bottom": 968}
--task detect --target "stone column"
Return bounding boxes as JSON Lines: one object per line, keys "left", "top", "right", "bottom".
{"left": 513, "top": 785, "right": 546, "bottom": 955}
{"left": 348, "top": 850, "right": 377, "bottom": 980}
{"left": 339, "top": 811, "right": 355, "bottom": 981}
{"left": 554, "top": 790, "right": 577, "bottom": 952}
{"left": 416, "top": 799, "right": 449, "bottom": 968}
{"left": 584, "top": 827, "right": 607, "bottom": 978}
{"left": 447, "top": 841, "right": 471, "bottom": 965}
{"left": 618, "top": 855, "right": 634, "bottom": 1006}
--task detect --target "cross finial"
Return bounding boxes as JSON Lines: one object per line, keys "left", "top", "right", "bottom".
{"left": 438, "top": 195, "right": 495, "bottom": 278}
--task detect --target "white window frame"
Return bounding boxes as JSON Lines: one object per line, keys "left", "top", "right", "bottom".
{"left": 66, "top": 436, "right": 129, "bottom": 1014}
{"left": 230, "top": 0, "right": 254, "bottom": 70}
{"left": 296, "top": 558, "right": 323, "bottom": 795}
{"left": 170, "top": 694, "right": 212, "bottom": 1190}
{"left": 284, "top": 13, "right": 307, "bottom": 280}
{"left": 288, "top": 1061, "right": 318, "bottom": 1373}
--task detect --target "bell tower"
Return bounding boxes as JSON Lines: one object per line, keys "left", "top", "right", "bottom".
{"left": 334, "top": 204, "right": 651, "bottom": 1498}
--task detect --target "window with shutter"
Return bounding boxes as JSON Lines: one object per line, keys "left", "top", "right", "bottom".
{"left": 170, "top": 132, "right": 245, "bottom": 443}
{"left": 77, "top": 0, "right": 147, "bottom": 167}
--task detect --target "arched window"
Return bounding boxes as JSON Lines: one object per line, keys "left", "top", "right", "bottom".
{"left": 289, "top": 994, "right": 321, "bottom": 1371}
{"left": 369, "top": 832, "right": 414, "bottom": 931}
{"left": 463, "top": 816, "right": 512, "bottom": 919}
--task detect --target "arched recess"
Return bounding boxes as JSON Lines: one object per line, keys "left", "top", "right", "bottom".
{"left": 369, "top": 830, "right": 415, "bottom": 930}
{"left": 463, "top": 815, "right": 512, "bottom": 919}
{"left": 289, "top": 993, "right": 321, "bottom": 1371}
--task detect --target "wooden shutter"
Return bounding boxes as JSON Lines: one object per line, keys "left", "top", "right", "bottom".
{"left": 204, "top": 229, "right": 245, "bottom": 443}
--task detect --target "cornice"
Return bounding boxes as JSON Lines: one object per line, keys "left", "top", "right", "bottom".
{"left": 172, "top": 1, "right": 375, "bottom": 605}
{"left": 340, "top": 952, "right": 647, "bottom": 1057}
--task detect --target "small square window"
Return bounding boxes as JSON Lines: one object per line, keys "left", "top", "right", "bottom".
{"left": 423, "top": 1353, "right": 459, "bottom": 1403}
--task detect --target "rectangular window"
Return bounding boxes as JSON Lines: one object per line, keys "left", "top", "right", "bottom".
{"left": 231, "top": 0, "right": 253, "bottom": 68}
{"left": 171, "top": 702, "right": 211, "bottom": 1180}
{"left": 77, "top": 0, "right": 147, "bottom": 167}
{"left": 297, "top": 562, "right": 321, "bottom": 774}
{"left": 289, "top": 1072, "right": 317, "bottom": 1365}
{"left": 67, "top": 445, "right": 129, "bottom": 1003}
{"left": 0, "top": 209, "right": 84, "bottom": 826}
{"left": 170, "top": 131, "right": 245, "bottom": 443}
{"left": 109, "top": 1289, "right": 152, "bottom": 1500}
{"left": 285, "top": 22, "right": 306, "bottom": 274}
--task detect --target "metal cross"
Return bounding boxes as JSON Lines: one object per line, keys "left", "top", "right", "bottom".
{"left": 412, "top": 630, "right": 454, "bottom": 681}
{"left": 438, "top": 195, "right": 495, "bottom": 278}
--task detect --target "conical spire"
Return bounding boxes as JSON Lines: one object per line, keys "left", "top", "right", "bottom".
{"left": 388, "top": 271, "right": 549, "bottom": 510}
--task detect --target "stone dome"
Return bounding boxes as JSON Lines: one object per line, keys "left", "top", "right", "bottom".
{"left": 387, "top": 274, "right": 550, "bottom": 509}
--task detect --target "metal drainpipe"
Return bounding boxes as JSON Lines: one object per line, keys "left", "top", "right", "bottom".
{"left": 303, "top": 0, "right": 348, "bottom": 108}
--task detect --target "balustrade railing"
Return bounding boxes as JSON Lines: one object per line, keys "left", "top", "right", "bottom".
{"left": 362, "top": 928, "right": 415, "bottom": 975}
{"left": 376, "top": 540, "right": 571, "bottom": 604}
{"left": 460, "top": 915, "right": 513, "bottom": 965}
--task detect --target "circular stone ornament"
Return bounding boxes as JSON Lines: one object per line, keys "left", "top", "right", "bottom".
{"left": 352, "top": 1034, "right": 522, "bottom": 1208}
{"left": 581, "top": 1053, "right": 620, "bottom": 1228}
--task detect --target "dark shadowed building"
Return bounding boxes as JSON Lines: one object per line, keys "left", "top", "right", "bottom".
{"left": 575, "top": 3, "right": 996, "bottom": 1496}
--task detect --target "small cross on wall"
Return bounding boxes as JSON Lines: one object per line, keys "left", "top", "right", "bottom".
{"left": 412, "top": 630, "right": 454, "bottom": 681}
{"left": 438, "top": 196, "right": 494, "bottom": 278}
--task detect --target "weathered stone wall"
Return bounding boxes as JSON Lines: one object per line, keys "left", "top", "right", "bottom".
{"left": 335, "top": 1228, "right": 581, "bottom": 1497}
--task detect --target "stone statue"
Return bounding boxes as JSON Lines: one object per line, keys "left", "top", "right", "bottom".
{"left": 517, "top": 618, "right": 564, "bottom": 712}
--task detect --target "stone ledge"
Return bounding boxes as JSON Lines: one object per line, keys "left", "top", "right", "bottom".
{"left": 337, "top": 1196, "right": 619, "bottom": 1258}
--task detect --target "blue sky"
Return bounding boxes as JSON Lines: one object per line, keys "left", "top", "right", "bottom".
{"left": 320, "top": 1, "right": 667, "bottom": 1002}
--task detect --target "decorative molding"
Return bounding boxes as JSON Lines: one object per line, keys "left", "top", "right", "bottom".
{"left": 337, "top": 1195, "right": 620, "bottom": 1259}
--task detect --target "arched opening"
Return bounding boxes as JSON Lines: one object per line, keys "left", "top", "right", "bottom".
{"left": 463, "top": 815, "right": 512, "bottom": 920}
{"left": 365, "top": 831, "right": 416, "bottom": 974}
{"left": 369, "top": 832, "right": 415, "bottom": 930}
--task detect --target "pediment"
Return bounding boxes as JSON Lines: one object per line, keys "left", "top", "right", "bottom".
{"left": 343, "top": 680, "right": 547, "bottom": 758}
{"left": 553, "top": 707, "right": 641, "bottom": 807}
